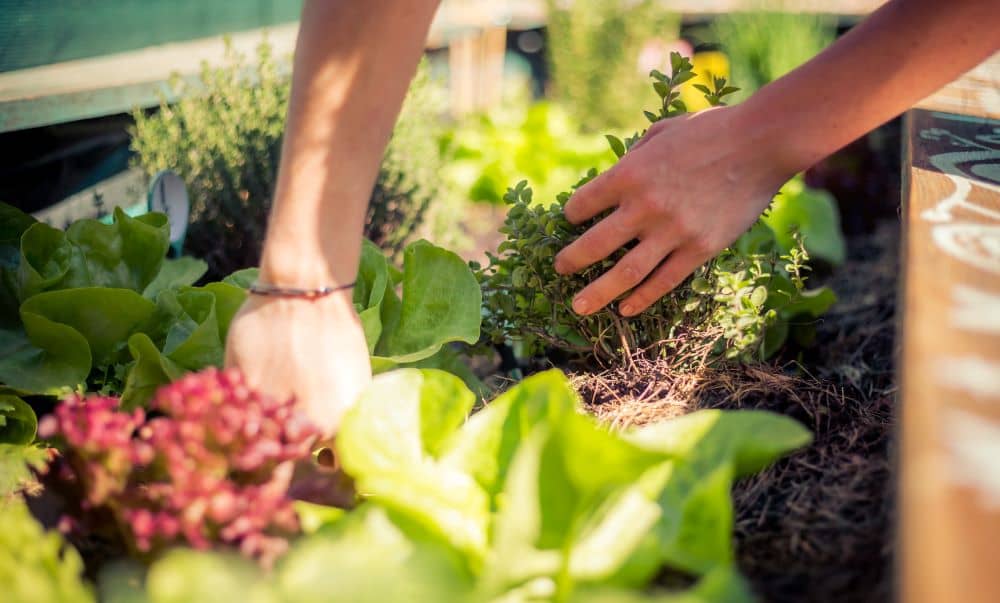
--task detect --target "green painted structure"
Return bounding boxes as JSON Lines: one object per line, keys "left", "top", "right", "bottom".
{"left": 0, "top": 0, "right": 304, "bottom": 73}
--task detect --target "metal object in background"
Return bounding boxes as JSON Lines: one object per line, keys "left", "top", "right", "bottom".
{"left": 147, "top": 171, "right": 190, "bottom": 257}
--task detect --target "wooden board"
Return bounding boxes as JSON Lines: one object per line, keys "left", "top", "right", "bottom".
{"left": 916, "top": 53, "right": 1000, "bottom": 120}
{"left": 900, "top": 61, "right": 1000, "bottom": 603}
{"left": 0, "top": 0, "right": 546, "bottom": 133}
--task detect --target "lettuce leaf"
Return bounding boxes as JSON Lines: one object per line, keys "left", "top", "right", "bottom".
{"left": 0, "top": 395, "right": 37, "bottom": 445}
{"left": 762, "top": 177, "right": 846, "bottom": 266}
{"left": 0, "top": 499, "right": 94, "bottom": 603}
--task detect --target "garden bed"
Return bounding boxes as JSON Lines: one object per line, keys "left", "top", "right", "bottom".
{"left": 573, "top": 219, "right": 898, "bottom": 603}
{"left": 1, "top": 11, "right": 911, "bottom": 599}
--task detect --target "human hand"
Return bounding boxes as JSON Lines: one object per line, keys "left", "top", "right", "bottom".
{"left": 224, "top": 291, "right": 371, "bottom": 438}
{"left": 554, "top": 105, "right": 794, "bottom": 317}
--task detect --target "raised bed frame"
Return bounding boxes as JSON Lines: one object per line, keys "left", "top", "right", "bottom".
{"left": 899, "top": 51, "right": 1000, "bottom": 603}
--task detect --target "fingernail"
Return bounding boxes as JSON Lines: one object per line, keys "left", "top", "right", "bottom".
{"left": 573, "top": 297, "right": 590, "bottom": 314}
{"left": 620, "top": 303, "right": 634, "bottom": 316}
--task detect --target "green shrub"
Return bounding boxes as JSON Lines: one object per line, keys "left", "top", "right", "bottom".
{"left": 710, "top": 12, "right": 835, "bottom": 101}
{"left": 545, "top": 0, "right": 679, "bottom": 132}
{"left": 131, "top": 42, "right": 444, "bottom": 279}
{"left": 478, "top": 56, "right": 837, "bottom": 366}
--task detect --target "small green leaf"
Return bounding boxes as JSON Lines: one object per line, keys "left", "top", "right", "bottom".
{"left": 120, "top": 333, "right": 185, "bottom": 410}
{"left": 221, "top": 267, "right": 259, "bottom": 289}
{"left": 783, "top": 286, "right": 837, "bottom": 318}
{"left": 669, "top": 52, "right": 683, "bottom": 73}
{"left": 605, "top": 135, "right": 626, "bottom": 159}
{"left": 142, "top": 257, "right": 207, "bottom": 300}
{"left": 0, "top": 395, "right": 37, "bottom": 444}
{"left": 672, "top": 71, "right": 696, "bottom": 86}
{"left": 690, "top": 277, "right": 712, "bottom": 294}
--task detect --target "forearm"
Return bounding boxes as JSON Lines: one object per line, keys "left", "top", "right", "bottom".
{"left": 261, "top": 0, "right": 440, "bottom": 287}
{"left": 739, "top": 0, "right": 999, "bottom": 175}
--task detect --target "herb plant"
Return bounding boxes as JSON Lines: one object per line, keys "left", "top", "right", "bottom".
{"left": 131, "top": 42, "right": 444, "bottom": 277}
{"left": 478, "top": 54, "right": 837, "bottom": 365}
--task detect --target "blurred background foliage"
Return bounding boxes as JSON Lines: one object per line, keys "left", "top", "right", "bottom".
{"left": 131, "top": 43, "right": 445, "bottom": 279}
{"left": 545, "top": 0, "right": 680, "bottom": 132}
{"left": 441, "top": 100, "right": 614, "bottom": 207}
{"left": 708, "top": 11, "right": 836, "bottom": 101}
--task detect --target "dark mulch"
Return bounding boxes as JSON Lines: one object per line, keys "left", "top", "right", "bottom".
{"left": 573, "top": 220, "right": 900, "bottom": 603}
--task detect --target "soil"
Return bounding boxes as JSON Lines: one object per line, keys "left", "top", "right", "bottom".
{"left": 573, "top": 219, "right": 900, "bottom": 603}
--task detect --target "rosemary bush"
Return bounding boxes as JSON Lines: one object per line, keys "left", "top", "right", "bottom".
{"left": 478, "top": 55, "right": 835, "bottom": 366}
{"left": 132, "top": 42, "right": 443, "bottom": 278}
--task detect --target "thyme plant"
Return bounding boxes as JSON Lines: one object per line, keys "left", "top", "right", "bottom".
{"left": 478, "top": 54, "right": 834, "bottom": 366}
{"left": 132, "top": 42, "right": 443, "bottom": 278}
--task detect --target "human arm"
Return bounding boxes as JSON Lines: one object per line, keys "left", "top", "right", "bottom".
{"left": 554, "top": 0, "right": 999, "bottom": 317}
{"left": 225, "top": 0, "right": 441, "bottom": 436}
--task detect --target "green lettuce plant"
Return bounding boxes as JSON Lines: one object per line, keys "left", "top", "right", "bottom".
{"left": 442, "top": 101, "right": 616, "bottom": 206}
{"left": 0, "top": 203, "right": 237, "bottom": 404}
{"left": 0, "top": 202, "right": 481, "bottom": 407}
{"left": 0, "top": 500, "right": 94, "bottom": 603}
{"left": 763, "top": 176, "right": 846, "bottom": 266}
{"left": 94, "top": 368, "right": 810, "bottom": 602}
{"left": 478, "top": 54, "right": 837, "bottom": 365}
{"left": 222, "top": 238, "right": 481, "bottom": 377}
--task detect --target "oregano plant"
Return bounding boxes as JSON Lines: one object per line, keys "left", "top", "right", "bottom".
{"left": 477, "top": 53, "right": 835, "bottom": 366}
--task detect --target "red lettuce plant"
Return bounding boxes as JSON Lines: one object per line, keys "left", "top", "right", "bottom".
{"left": 39, "top": 368, "right": 320, "bottom": 566}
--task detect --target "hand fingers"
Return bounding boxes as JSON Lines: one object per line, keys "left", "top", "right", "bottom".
{"left": 563, "top": 164, "right": 627, "bottom": 224}
{"left": 570, "top": 238, "right": 672, "bottom": 315}
{"left": 554, "top": 209, "right": 638, "bottom": 276}
{"left": 619, "top": 245, "right": 713, "bottom": 316}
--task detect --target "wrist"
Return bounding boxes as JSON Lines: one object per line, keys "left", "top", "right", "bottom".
{"left": 259, "top": 218, "right": 363, "bottom": 289}
{"left": 259, "top": 245, "right": 359, "bottom": 291}
{"left": 730, "top": 92, "right": 824, "bottom": 179}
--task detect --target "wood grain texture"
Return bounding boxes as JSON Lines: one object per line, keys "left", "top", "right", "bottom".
{"left": 900, "top": 65, "right": 1000, "bottom": 603}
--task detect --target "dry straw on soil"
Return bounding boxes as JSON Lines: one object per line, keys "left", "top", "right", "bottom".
{"left": 572, "top": 221, "right": 899, "bottom": 603}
